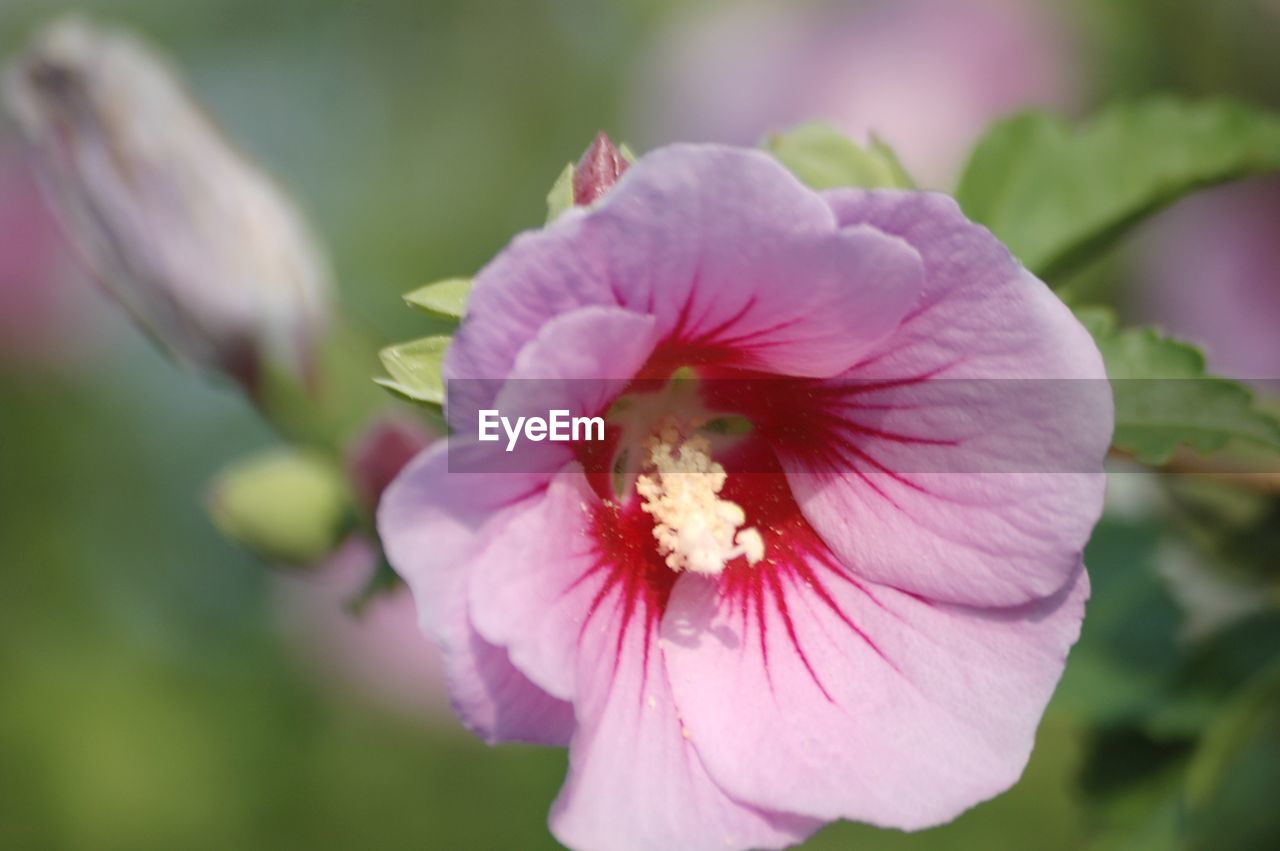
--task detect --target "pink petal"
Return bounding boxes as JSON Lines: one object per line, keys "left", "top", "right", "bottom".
{"left": 661, "top": 547, "right": 1089, "bottom": 829}
{"left": 483, "top": 305, "right": 659, "bottom": 433}
{"left": 444, "top": 618, "right": 578, "bottom": 745}
{"left": 587, "top": 145, "right": 924, "bottom": 377}
{"left": 386, "top": 307, "right": 657, "bottom": 737}
{"left": 823, "top": 191, "right": 1103, "bottom": 383}
{"left": 377, "top": 443, "right": 574, "bottom": 744}
{"left": 467, "top": 470, "right": 604, "bottom": 700}
{"left": 549, "top": 560, "right": 821, "bottom": 851}
{"left": 464, "top": 466, "right": 818, "bottom": 849}
{"left": 776, "top": 190, "right": 1110, "bottom": 606}
{"left": 446, "top": 145, "right": 924, "bottom": 424}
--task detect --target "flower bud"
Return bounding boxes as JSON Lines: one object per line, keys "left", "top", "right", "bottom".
{"left": 207, "top": 449, "right": 352, "bottom": 566}
{"left": 345, "top": 414, "right": 433, "bottom": 514}
{"left": 572, "top": 131, "right": 628, "bottom": 205}
{"left": 3, "top": 16, "right": 331, "bottom": 392}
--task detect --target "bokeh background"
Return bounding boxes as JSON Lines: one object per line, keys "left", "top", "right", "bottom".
{"left": 2, "top": 1, "right": 1279, "bottom": 848}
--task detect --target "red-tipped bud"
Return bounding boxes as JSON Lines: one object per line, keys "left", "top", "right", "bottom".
{"left": 346, "top": 415, "right": 434, "bottom": 514}
{"left": 573, "top": 131, "right": 628, "bottom": 205}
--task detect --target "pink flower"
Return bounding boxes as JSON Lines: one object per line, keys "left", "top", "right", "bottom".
{"left": 1134, "top": 176, "right": 1280, "bottom": 382}
{"left": 379, "top": 146, "right": 1111, "bottom": 850}
{"left": 630, "top": 0, "right": 1080, "bottom": 188}
{"left": 280, "top": 416, "right": 445, "bottom": 718}
{"left": 275, "top": 535, "right": 452, "bottom": 719}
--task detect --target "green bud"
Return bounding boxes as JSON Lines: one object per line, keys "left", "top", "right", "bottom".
{"left": 207, "top": 449, "right": 352, "bottom": 565}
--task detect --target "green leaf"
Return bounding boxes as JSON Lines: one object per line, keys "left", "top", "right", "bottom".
{"left": 867, "top": 135, "right": 915, "bottom": 188}
{"left": 1165, "top": 476, "right": 1280, "bottom": 587}
{"left": 1078, "top": 307, "right": 1280, "bottom": 464}
{"left": 1183, "top": 663, "right": 1280, "bottom": 850}
{"left": 1145, "top": 611, "right": 1280, "bottom": 739}
{"left": 764, "top": 123, "right": 916, "bottom": 189}
{"left": 956, "top": 98, "right": 1280, "bottom": 279}
{"left": 403, "top": 277, "right": 471, "bottom": 322}
{"left": 375, "top": 335, "right": 450, "bottom": 406}
{"left": 1075, "top": 726, "right": 1190, "bottom": 851}
{"left": 207, "top": 449, "right": 352, "bottom": 565}
{"left": 545, "top": 162, "right": 575, "bottom": 223}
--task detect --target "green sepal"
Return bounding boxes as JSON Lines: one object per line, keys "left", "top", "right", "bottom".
{"left": 403, "top": 277, "right": 472, "bottom": 322}
{"left": 375, "top": 335, "right": 450, "bottom": 406}
{"left": 765, "top": 123, "right": 916, "bottom": 190}
{"left": 545, "top": 162, "right": 575, "bottom": 223}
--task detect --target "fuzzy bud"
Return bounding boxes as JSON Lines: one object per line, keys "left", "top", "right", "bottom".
{"left": 3, "top": 16, "right": 331, "bottom": 392}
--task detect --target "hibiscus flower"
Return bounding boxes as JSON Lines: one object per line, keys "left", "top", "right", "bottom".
{"left": 380, "top": 142, "right": 1111, "bottom": 851}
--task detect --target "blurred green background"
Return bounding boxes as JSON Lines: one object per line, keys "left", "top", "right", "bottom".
{"left": 2, "top": 1, "right": 1279, "bottom": 848}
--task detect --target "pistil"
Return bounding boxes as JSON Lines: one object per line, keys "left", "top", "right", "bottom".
{"left": 635, "top": 418, "right": 764, "bottom": 575}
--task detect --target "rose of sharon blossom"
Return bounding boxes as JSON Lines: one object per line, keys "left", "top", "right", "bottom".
{"left": 380, "top": 145, "right": 1111, "bottom": 850}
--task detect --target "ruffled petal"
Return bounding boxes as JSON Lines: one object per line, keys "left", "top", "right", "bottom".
{"left": 467, "top": 471, "right": 603, "bottom": 700}
{"left": 775, "top": 190, "right": 1110, "bottom": 606}
{"left": 377, "top": 443, "right": 574, "bottom": 744}
{"left": 454, "top": 304, "right": 659, "bottom": 441}
{"left": 586, "top": 146, "right": 923, "bottom": 377}
{"left": 444, "top": 621, "right": 577, "bottom": 745}
{"left": 662, "top": 546, "right": 1089, "bottom": 829}
{"left": 823, "top": 190, "right": 1104, "bottom": 384}
{"left": 446, "top": 145, "right": 924, "bottom": 424}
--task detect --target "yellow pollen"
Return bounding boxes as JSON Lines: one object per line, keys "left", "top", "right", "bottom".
{"left": 635, "top": 418, "right": 765, "bottom": 576}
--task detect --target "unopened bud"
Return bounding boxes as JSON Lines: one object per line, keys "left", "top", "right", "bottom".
{"left": 346, "top": 414, "right": 433, "bottom": 514}
{"left": 207, "top": 449, "right": 352, "bottom": 566}
{"left": 572, "top": 131, "right": 628, "bottom": 205}
{"left": 3, "top": 16, "right": 331, "bottom": 393}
